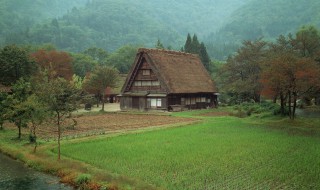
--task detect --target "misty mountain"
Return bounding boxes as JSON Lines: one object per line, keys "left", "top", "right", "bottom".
{"left": 1, "top": 0, "right": 247, "bottom": 52}
{"left": 1, "top": 0, "right": 320, "bottom": 60}
{"left": 0, "top": 0, "right": 87, "bottom": 44}
{"left": 206, "top": 0, "right": 320, "bottom": 59}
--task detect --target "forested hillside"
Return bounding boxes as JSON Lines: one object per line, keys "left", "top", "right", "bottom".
{"left": 1, "top": 0, "right": 246, "bottom": 52}
{"left": 1, "top": 0, "right": 320, "bottom": 60}
{"left": 206, "top": 0, "right": 320, "bottom": 59}
{"left": 0, "top": 0, "right": 87, "bottom": 45}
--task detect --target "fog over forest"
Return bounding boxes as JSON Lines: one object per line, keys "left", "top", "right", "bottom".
{"left": 1, "top": 0, "right": 320, "bottom": 60}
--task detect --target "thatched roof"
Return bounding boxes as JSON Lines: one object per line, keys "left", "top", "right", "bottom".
{"left": 123, "top": 48, "right": 217, "bottom": 94}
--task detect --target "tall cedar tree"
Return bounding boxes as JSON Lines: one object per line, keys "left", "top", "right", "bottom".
{"left": 199, "top": 42, "right": 211, "bottom": 72}
{"left": 184, "top": 33, "right": 192, "bottom": 53}
{"left": 184, "top": 34, "right": 211, "bottom": 72}
{"left": 191, "top": 34, "right": 200, "bottom": 54}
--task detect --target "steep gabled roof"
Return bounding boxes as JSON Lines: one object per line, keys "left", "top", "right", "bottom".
{"left": 122, "top": 48, "right": 217, "bottom": 94}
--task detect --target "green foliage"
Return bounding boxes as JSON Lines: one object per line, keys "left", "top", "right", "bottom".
{"left": 71, "top": 53, "right": 98, "bottom": 78}
{"left": 0, "top": 0, "right": 246, "bottom": 53}
{"left": 206, "top": 0, "right": 320, "bottom": 60}
{"left": 83, "top": 66, "right": 119, "bottom": 111}
{"left": 232, "top": 101, "right": 280, "bottom": 117}
{"left": 36, "top": 77, "right": 81, "bottom": 159}
{"left": 0, "top": 45, "right": 37, "bottom": 85}
{"left": 155, "top": 39, "right": 165, "bottom": 49}
{"left": 105, "top": 45, "right": 138, "bottom": 74}
{"left": 183, "top": 34, "right": 211, "bottom": 72}
{"left": 75, "top": 173, "right": 92, "bottom": 185}
{"left": 4, "top": 79, "right": 32, "bottom": 138}
{"left": 219, "top": 39, "right": 267, "bottom": 103}
{"left": 184, "top": 33, "right": 192, "bottom": 53}
{"left": 0, "top": 93, "right": 8, "bottom": 130}
{"left": 82, "top": 47, "right": 109, "bottom": 65}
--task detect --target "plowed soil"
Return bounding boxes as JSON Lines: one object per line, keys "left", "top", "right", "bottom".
{"left": 5, "top": 113, "right": 196, "bottom": 140}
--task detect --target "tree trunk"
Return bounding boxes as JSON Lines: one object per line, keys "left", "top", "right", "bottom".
{"left": 33, "top": 124, "right": 37, "bottom": 153}
{"left": 288, "top": 91, "right": 292, "bottom": 119}
{"left": 280, "top": 92, "right": 285, "bottom": 115}
{"left": 292, "top": 92, "right": 297, "bottom": 120}
{"left": 18, "top": 126, "right": 21, "bottom": 139}
{"left": 254, "top": 93, "right": 260, "bottom": 103}
{"left": 101, "top": 91, "right": 105, "bottom": 111}
{"left": 18, "top": 119, "right": 21, "bottom": 139}
{"left": 57, "top": 112, "right": 61, "bottom": 160}
{"left": 273, "top": 95, "right": 277, "bottom": 104}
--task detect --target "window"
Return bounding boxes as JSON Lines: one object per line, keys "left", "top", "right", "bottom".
{"left": 152, "top": 80, "right": 160, "bottom": 86}
{"left": 134, "top": 81, "right": 142, "bottom": 86}
{"left": 150, "top": 98, "right": 162, "bottom": 108}
{"left": 201, "top": 97, "right": 206, "bottom": 102}
{"left": 191, "top": 97, "right": 196, "bottom": 104}
{"left": 181, "top": 98, "right": 185, "bottom": 105}
{"left": 142, "top": 70, "right": 150, "bottom": 75}
{"left": 185, "top": 98, "right": 191, "bottom": 105}
{"left": 141, "top": 81, "right": 151, "bottom": 86}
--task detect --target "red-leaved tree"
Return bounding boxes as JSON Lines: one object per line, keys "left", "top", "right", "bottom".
{"left": 31, "top": 50, "right": 73, "bottom": 81}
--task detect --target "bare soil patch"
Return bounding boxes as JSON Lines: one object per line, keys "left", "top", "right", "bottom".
{"left": 4, "top": 113, "right": 196, "bottom": 140}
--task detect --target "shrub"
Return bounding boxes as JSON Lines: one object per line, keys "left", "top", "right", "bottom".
{"left": 76, "top": 173, "right": 92, "bottom": 185}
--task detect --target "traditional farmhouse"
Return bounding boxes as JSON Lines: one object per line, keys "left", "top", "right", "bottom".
{"left": 119, "top": 48, "right": 218, "bottom": 111}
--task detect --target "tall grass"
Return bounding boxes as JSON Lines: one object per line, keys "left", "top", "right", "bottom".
{"left": 61, "top": 115, "right": 320, "bottom": 189}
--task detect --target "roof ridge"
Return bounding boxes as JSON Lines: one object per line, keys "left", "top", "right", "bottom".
{"left": 138, "top": 48, "right": 198, "bottom": 57}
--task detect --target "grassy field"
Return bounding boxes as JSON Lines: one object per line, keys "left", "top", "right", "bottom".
{"left": 59, "top": 110, "right": 320, "bottom": 189}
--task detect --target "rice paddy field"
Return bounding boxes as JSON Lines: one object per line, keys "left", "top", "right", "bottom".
{"left": 60, "top": 110, "right": 320, "bottom": 190}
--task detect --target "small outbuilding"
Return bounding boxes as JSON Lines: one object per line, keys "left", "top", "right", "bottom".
{"left": 119, "top": 48, "right": 218, "bottom": 111}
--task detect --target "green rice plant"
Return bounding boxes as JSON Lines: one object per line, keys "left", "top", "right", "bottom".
{"left": 50, "top": 109, "right": 320, "bottom": 190}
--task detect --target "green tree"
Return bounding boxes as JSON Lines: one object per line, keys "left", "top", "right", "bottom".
{"left": 82, "top": 47, "right": 109, "bottom": 65}
{"left": 219, "top": 39, "right": 267, "bottom": 103}
{"left": 4, "top": 79, "right": 32, "bottom": 139}
{"left": 199, "top": 42, "right": 211, "bottom": 72}
{"left": 184, "top": 33, "right": 192, "bottom": 53}
{"left": 20, "top": 94, "right": 49, "bottom": 152}
{"left": 0, "top": 45, "right": 36, "bottom": 85}
{"left": 105, "top": 45, "right": 138, "bottom": 73}
{"left": 294, "top": 25, "right": 320, "bottom": 58}
{"left": 71, "top": 53, "right": 98, "bottom": 77}
{"left": 191, "top": 34, "right": 200, "bottom": 54}
{"left": 37, "top": 77, "right": 80, "bottom": 160}
{"left": 84, "top": 66, "right": 119, "bottom": 112}
{"left": 0, "top": 92, "right": 8, "bottom": 130}
{"left": 155, "top": 39, "right": 165, "bottom": 49}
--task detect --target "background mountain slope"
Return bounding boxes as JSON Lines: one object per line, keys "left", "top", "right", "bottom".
{"left": 1, "top": 0, "right": 320, "bottom": 60}
{"left": 1, "top": 0, "right": 247, "bottom": 52}
{"left": 206, "top": 0, "right": 320, "bottom": 59}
